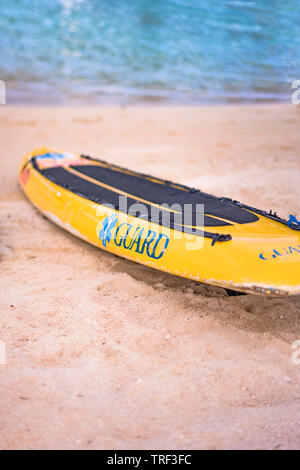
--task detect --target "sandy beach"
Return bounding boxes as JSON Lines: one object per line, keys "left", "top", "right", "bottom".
{"left": 0, "top": 104, "right": 300, "bottom": 450}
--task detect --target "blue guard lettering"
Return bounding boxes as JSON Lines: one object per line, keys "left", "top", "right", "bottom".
{"left": 98, "top": 214, "right": 169, "bottom": 260}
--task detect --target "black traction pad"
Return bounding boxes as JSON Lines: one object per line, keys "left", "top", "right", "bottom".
{"left": 72, "top": 164, "right": 258, "bottom": 225}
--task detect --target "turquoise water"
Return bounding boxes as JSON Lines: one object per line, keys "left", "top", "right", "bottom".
{"left": 1, "top": 0, "right": 300, "bottom": 104}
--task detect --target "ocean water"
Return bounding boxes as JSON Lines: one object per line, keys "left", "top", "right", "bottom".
{"left": 1, "top": 0, "right": 300, "bottom": 105}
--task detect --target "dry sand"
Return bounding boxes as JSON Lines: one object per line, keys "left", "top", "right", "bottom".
{"left": 0, "top": 104, "right": 300, "bottom": 450}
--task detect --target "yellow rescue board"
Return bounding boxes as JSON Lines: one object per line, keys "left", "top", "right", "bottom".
{"left": 19, "top": 147, "right": 300, "bottom": 296}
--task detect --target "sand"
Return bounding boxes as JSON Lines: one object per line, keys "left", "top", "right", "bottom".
{"left": 0, "top": 104, "right": 300, "bottom": 450}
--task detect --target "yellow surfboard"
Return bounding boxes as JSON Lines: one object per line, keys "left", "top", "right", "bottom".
{"left": 19, "top": 148, "right": 300, "bottom": 296}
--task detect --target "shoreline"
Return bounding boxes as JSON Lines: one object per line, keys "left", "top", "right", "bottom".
{"left": 2, "top": 101, "right": 294, "bottom": 108}
{"left": 4, "top": 97, "right": 292, "bottom": 107}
